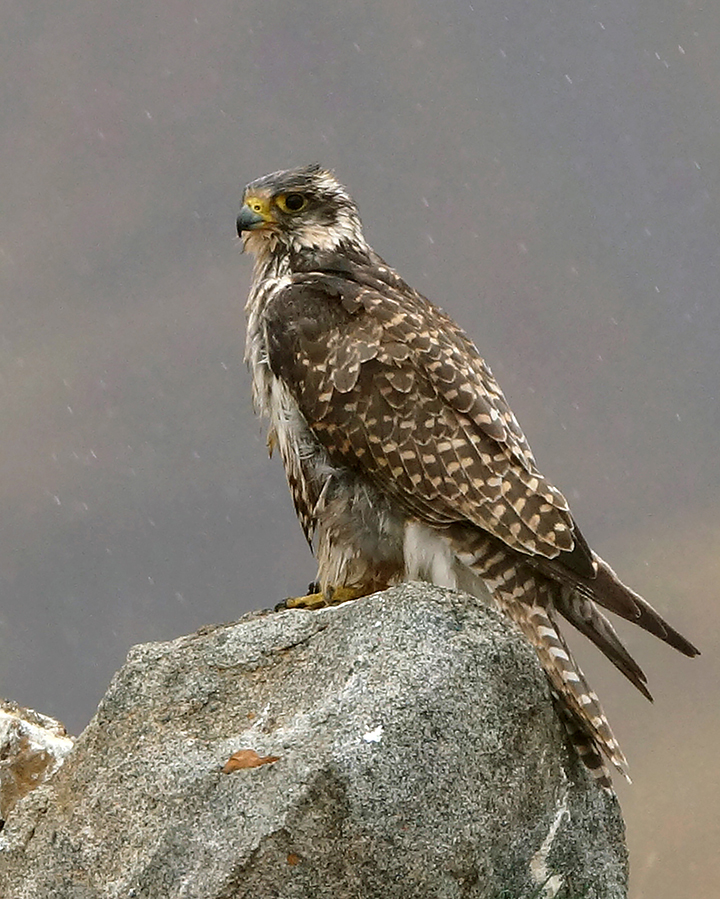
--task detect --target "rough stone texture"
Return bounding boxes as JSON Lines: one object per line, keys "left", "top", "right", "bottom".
{"left": 0, "top": 584, "right": 628, "bottom": 898}
{"left": 0, "top": 700, "right": 74, "bottom": 824}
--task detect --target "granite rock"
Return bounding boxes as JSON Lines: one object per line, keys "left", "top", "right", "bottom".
{"left": 0, "top": 584, "right": 628, "bottom": 898}
{"left": 0, "top": 699, "right": 74, "bottom": 825}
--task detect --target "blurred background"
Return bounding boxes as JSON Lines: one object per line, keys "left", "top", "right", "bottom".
{"left": 1, "top": 0, "right": 718, "bottom": 894}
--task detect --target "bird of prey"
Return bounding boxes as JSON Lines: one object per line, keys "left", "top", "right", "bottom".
{"left": 236, "top": 164, "right": 698, "bottom": 787}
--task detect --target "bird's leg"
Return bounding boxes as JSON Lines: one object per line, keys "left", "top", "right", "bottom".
{"left": 280, "top": 583, "right": 367, "bottom": 610}
{"left": 326, "top": 585, "right": 367, "bottom": 605}
{"left": 282, "top": 589, "right": 326, "bottom": 610}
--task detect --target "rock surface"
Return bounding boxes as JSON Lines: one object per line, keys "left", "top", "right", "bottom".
{"left": 0, "top": 699, "right": 74, "bottom": 825}
{"left": 0, "top": 584, "right": 628, "bottom": 898}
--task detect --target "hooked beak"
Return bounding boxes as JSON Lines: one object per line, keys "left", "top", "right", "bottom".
{"left": 237, "top": 191, "right": 280, "bottom": 237}
{"left": 236, "top": 204, "right": 268, "bottom": 236}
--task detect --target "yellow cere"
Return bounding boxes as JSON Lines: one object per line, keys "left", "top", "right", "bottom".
{"left": 243, "top": 194, "right": 273, "bottom": 218}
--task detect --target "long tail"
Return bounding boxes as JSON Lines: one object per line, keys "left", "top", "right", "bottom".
{"left": 449, "top": 528, "right": 698, "bottom": 787}
{"left": 495, "top": 585, "right": 629, "bottom": 789}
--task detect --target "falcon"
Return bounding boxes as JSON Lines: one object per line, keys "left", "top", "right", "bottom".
{"left": 236, "top": 164, "right": 698, "bottom": 787}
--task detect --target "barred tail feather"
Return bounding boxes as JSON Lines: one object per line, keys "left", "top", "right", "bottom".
{"left": 555, "top": 586, "right": 653, "bottom": 701}
{"left": 556, "top": 706, "right": 616, "bottom": 791}
{"left": 450, "top": 531, "right": 631, "bottom": 786}
{"left": 492, "top": 582, "right": 630, "bottom": 786}
{"left": 522, "top": 601, "right": 628, "bottom": 781}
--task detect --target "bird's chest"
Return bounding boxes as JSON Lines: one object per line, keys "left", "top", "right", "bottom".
{"left": 244, "top": 274, "right": 291, "bottom": 415}
{"left": 245, "top": 276, "right": 330, "bottom": 505}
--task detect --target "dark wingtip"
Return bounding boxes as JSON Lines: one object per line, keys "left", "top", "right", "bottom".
{"left": 561, "top": 531, "right": 596, "bottom": 580}
{"left": 603, "top": 565, "right": 700, "bottom": 658}
{"left": 667, "top": 632, "right": 700, "bottom": 658}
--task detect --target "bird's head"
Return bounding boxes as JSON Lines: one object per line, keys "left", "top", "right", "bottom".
{"left": 237, "top": 164, "right": 367, "bottom": 260}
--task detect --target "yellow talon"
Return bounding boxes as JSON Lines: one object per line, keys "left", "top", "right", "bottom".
{"left": 284, "top": 592, "right": 327, "bottom": 610}
{"left": 282, "top": 585, "right": 366, "bottom": 610}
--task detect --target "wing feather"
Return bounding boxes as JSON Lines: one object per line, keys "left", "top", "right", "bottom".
{"left": 264, "top": 271, "right": 589, "bottom": 567}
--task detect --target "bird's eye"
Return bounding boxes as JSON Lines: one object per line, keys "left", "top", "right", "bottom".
{"left": 281, "top": 193, "right": 307, "bottom": 212}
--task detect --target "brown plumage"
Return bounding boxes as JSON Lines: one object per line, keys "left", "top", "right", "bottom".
{"left": 237, "top": 164, "right": 699, "bottom": 788}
